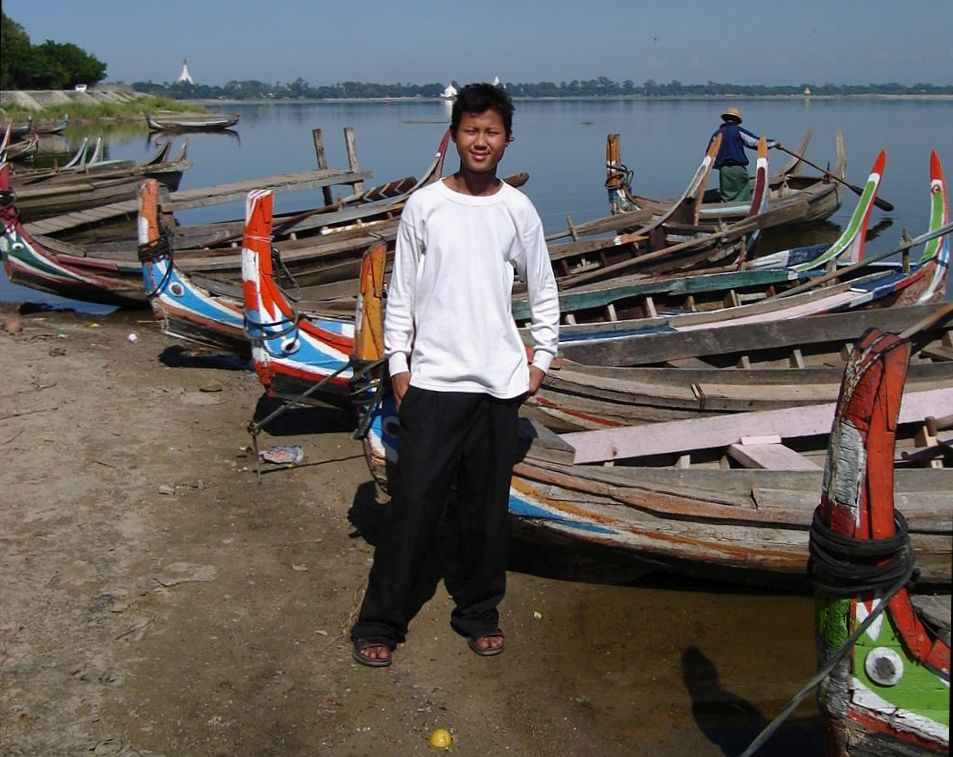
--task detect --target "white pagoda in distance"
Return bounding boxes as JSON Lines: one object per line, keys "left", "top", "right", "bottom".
{"left": 440, "top": 82, "right": 457, "bottom": 99}
{"left": 178, "top": 58, "right": 195, "bottom": 85}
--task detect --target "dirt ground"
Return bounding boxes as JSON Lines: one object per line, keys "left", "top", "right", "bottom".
{"left": 0, "top": 304, "right": 824, "bottom": 756}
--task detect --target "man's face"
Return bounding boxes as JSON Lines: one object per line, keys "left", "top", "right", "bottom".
{"left": 452, "top": 109, "right": 509, "bottom": 175}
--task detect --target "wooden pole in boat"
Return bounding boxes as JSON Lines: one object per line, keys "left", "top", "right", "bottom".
{"left": 312, "top": 128, "right": 335, "bottom": 206}
{"left": 557, "top": 198, "right": 809, "bottom": 290}
{"left": 898, "top": 299, "right": 953, "bottom": 339}
{"left": 776, "top": 144, "right": 895, "bottom": 212}
{"left": 344, "top": 127, "right": 365, "bottom": 195}
{"left": 768, "top": 219, "right": 953, "bottom": 300}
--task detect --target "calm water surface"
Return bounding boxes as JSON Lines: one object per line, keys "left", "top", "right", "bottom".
{"left": 5, "top": 100, "right": 951, "bottom": 753}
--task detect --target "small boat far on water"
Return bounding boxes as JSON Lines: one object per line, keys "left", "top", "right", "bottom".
{"left": 602, "top": 127, "right": 846, "bottom": 232}
{"left": 144, "top": 112, "right": 240, "bottom": 131}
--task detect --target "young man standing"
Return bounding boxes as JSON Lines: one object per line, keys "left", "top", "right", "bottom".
{"left": 350, "top": 83, "right": 560, "bottom": 667}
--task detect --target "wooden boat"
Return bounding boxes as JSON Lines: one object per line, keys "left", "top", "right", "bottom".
{"left": 354, "top": 301, "right": 951, "bottom": 591}
{"left": 360, "top": 387, "right": 951, "bottom": 581}
{"left": 812, "top": 328, "right": 950, "bottom": 755}
{"left": 1, "top": 131, "right": 39, "bottom": 162}
{"left": 0, "top": 118, "right": 35, "bottom": 141}
{"left": 137, "top": 169, "right": 539, "bottom": 351}
{"left": 145, "top": 112, "right": 239, "bottom": 131}
{"left": 240, "top": 188, "right": 359, "bottom": 406}
{"left": 542, "top": 136, "right": 811, "bottom": 289}
{"left": 549, "top": 223, "right": 950, "bottom": 355}
{"left": 528, "top": 358, "right": 953, "bottom": 431}
{"left": 221, "top": 155, "right": 948, "bottom": 420}
{"left": 0, "top": 130, "right": 418, "bottom": 306}
{"left": 227, "top": 193, "right": 953, "bottom": 593}
{"left": 31, "top": 115, "right": 70, "bottom": 136}
{"left": 0, "top": 139, "right": 191, "bottom": 221}
{"left": 604, "top": 128, "right": 846, "bottom": 229}
{"left": 7, "top": 139, "right": 190, "bottom": 188}
{"left": 513, "top": 148, "right": 891, "bottom": 332}
{"left": 556, "top": 292, "right": 953, "bottom": 368}
{"left": 152, "top": 150, "right": 860, "bottom": 362}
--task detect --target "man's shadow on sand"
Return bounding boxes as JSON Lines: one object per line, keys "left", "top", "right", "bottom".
{"left": 681, "top": 646, "right": 823, "bottom": 756}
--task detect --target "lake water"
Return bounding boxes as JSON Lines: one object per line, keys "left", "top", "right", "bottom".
{"left": 4, "top": 96, "right": 953, "bottom": 310}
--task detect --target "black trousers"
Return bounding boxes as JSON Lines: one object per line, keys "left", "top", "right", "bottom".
{"left": 351, "top": 387, "right": 521, "bottom": 647}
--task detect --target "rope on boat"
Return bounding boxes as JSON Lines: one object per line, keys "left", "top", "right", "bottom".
{"left": 808, "top": 510, "right": 916, "bottom": 595}
{"left": 0, "top": 189, "right": 22, "bottom": 236}
{"left": 246, "top": 356, "right": 386, "bottom": 483}
{"left": 271, "top": 245, "right": 302, "bottom": 302}
{"left": 0, "top": 188, "right": 17, "bottom": 210}
{"left": 604, "top": 160, "right": 633, "bottom": 191}
{"left": 739, "top": 506, "right": 918, "bottom": 757}
{"left": 348, "top": 360, "right": 387, "bottom": 441}
{"left": 242, "top": 311, "right": 300, "bottom": 346}
{"left": 137, "top": 226, "right": 176, "bottom": 298}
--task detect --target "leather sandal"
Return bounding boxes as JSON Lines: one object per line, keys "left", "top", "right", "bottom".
{"left": 467, "top": 629, "right": 505, "bottom": 657}
{"left": 352, "top": 638, "right": 393, "bottom": 668}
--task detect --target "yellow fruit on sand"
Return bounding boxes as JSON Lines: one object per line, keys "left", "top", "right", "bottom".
{"left": 429, "top": 728, "right": 452, "bottom": 748}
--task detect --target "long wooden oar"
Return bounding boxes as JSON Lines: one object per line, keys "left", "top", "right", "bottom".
{"left": 777, "top": 144, "right": 894, "bottom": 212}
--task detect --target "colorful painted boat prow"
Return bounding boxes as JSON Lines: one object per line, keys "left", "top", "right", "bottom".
{"left": 918, "top": 150, "right": 950, "bottom": 303}
{"left": 814, "top": 327, "right": 950, "bottom": 756}
{"left": 138, "top": 178, "right": 249, "bottom": 354}
{"left": 240, "top": 189, "right": 356, "bottom": 406}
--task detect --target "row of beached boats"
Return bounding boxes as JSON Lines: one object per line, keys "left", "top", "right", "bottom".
{"left": 0, "top": 117, "right": 71, "bottom": 164}
{"left": 1, "top": 129, "right": 950, "bottom": 754}
{"left": 0, "top": 127, "right": 864, "bottom": 309}
{"left": 2, "top": 137, "right": 192, "bottom": 221}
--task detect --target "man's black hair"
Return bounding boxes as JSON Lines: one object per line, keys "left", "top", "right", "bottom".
{"left": 450, "top": 83, "right": 514, "bottom": 137}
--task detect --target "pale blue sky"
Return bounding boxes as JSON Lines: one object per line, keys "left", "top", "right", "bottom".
{"left": 4, "top": 0, "right": 951, "bottom": 87}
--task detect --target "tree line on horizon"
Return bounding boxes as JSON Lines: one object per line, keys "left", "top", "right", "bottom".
{"left": 2, "top": 9, "right": 949, "bottom": 100}
{"left": 1, "top": 12, "right": 106, "bottom": 90}
{"left": 130, "top": 77, "right": 953, "bottom": 100}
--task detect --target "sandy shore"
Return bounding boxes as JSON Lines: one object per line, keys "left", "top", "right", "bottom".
{"left": 0, "top": 304, "right": 824, "bottom": 756}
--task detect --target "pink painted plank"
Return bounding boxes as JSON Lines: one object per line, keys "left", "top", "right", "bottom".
{"left": 562, "top": 387, "right": 952, "bottom": 464}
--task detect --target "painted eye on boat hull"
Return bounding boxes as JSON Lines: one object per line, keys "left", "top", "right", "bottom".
{"left": 864, "top": 647, "right": 904, "bottom": 686}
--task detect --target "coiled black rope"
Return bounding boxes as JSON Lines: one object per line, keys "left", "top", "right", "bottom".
{"left": 808, "top": 508, "right": 917, "bottom": 595}
{"left": 137, "top": 226, "right": 175, "bottom": 297}
{"left": 604, "top": 160, "right": 633, "bottom": 190}
{"left": 739, "top": 505, "right": 918, "bottom": 756}
{"left": 242, "top": 311, "right": 300, "bottom": 347}
{"left": 242, "top": 250, "right": 302, "bottom": 351}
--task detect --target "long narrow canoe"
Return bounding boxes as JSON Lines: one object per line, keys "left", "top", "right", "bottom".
{"left": 145, "top": 112, "right": 239, "bottom": 131}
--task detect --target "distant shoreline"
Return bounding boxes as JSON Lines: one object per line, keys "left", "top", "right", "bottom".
{"left": 192, "top": 93, "right": 953, "bottom": 105}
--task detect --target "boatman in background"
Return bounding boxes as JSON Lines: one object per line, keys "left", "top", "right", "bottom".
{"left": 350, "top": 83, "right": 560, "bottom": 667}
{"left": 709, "top": 106, "right": 782, "bottom": 202}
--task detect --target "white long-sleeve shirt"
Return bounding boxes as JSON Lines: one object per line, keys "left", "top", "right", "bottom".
{"left": 385, "top": 179, "right": 559, "bottom": 399}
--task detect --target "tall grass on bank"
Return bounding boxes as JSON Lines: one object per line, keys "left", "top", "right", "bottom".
{"left": 0, "top": 96, "right": 204, "bottom": 123}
